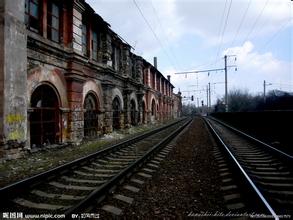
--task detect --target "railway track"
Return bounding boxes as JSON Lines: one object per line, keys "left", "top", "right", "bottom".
{"left": 0, "top": 118, "right": 191, "bottom": 217}
{"left": 205, "top": 117, "right": 293, "bottom": 218}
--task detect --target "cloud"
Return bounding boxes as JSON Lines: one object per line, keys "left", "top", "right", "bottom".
{"left": 223, "top": 41, "right": 292, "bottom": 93}
{"left": 86, "top": 0, "right": 292, "bottom": 60}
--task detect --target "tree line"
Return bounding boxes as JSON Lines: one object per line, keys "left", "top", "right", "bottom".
{"left": 182, "top": 89, "right": 293, "bottom": 115}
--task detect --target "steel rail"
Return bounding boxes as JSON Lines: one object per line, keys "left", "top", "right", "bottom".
{"left": 64, "top": 119, "right": 192, "bottom": 217}
{"left": 209, "top": 116, "right": 293, "bottom": 161}
{"left": 204, "top": 118, "right": 279, "bottom": 220}
{"left": 0, "top": 118, "right": 187, "bottom": 203}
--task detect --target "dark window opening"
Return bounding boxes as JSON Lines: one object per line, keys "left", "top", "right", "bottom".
{"left": 112, "top": 97, "right": 121, "bottom": 130}
{"left": 92, "top": 30, "right": 99, "bottom": 61}
{"left": 30, "top": 84, "right": 60, "bottom": 147}
{"left": 25, "top": 0, "right": 41, "bottom": 33}
{"left": 131, "top": 59, "right": 136, "bottom": 78}
{"left": 47, "top": 1, "right": 60, "bottom": 43}
{"left": 84, "top": 93, "right": 99, "bottom": 138}
{"left": 82, "top": 22, "right": 88, "bottom": 56}
{"left": 142, "top": 101, "right": 146, "bottom": 123}
{"left": 151, "top": 99, "right": 156, "bottom": 116}
{"left": 112, "top": 44, "right": 120, "bottom": 71}
{"left": 130, "top": 100, "right": 136, "bottom": 126}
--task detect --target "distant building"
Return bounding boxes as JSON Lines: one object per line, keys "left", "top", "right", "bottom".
{"left": 0, "top": 0, "right": 182, "bottom": 160}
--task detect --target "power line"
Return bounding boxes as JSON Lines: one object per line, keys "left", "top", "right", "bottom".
{"left": 216, "top": 0, "right": 233, "bottom": 59}
{"left": 230, "top": 0, "right": 252, "bottom": 48}
{"left": 209, "top": 0, "right": 228, "bottom": 67}
{"left": 150, "top": 0, "right": 181, "bottom": 70}
{"left": 132, "top": 0, "right": 177, "bottom": 71}
{"left": 241, "top": 0, "right": 269, "bottom": 45}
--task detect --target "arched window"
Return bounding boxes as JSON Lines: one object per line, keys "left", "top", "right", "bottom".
{"left": 130, "top": 99, "right": 136, "bottom": 126}
{"left": 112, "top": 97, "right": 121, "bottom": 130}
{"left": 30, "top": 84, "right": 60, "bottom": 147}
{"left": 84, "top": 93, "right": 99, "bottom": 138}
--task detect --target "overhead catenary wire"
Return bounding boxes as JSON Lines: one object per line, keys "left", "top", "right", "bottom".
{"left": 230, "top": 0, "right": 252, "bottom": 48}
{"left": 149, "top": 0, "right": 181, "bottom": 70}
{"left": 208, "top": 0, "right": 228, "bottom": 68}
{"left": 216, "top": 0, "right": 233, "bottom": 59}
{"left": 132, "top": 0, "right": 178, "bottom": 71}
{"left": 240, "top": 0, "right": 270, "bottom": 46}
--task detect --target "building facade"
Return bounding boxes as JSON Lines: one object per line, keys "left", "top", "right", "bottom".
{"left": 0, "top": 0, "right": 182, "bottom": 160}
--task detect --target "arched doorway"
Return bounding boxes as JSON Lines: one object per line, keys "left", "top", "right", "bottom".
{"left": 130, "top": 99, "right": 136, "bottom": 126}
{"left": 30, "top": 84, "right": 60, "bottom": 147}
{"left": 84, "top": 93, "right": 99, "bottom": 138}
{"left": 112, "top": 97, "right": 121, "bottom": 130}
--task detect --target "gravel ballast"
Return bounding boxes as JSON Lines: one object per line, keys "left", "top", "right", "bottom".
{"left": 122, "top": 117, "right": 226, "bottom": 218}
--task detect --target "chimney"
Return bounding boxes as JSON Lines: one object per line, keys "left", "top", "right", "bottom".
{"left": 154, "top": 57, "right": 157, "bottom": 69}
{"left": 167, "top": 75, "right": 171, "bottom": 82}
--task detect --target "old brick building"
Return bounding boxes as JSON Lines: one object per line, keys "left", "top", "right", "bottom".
{"left": 0, "top": 0, "right": 182, "bottom": 159}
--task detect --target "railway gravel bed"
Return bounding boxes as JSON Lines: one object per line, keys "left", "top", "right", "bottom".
{"left": 118, "top": 117, "right": 227, "bottom": 218}
{"left": 0, "top": 123, "right": 167, "bottom": 188}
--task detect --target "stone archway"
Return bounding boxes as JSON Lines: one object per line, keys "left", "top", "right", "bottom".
{"left": 112, "top": 97, "right": 121, "bottom": 130}
{"left": 130, "top": 99, "right": 136, "bottom": 126}
{"left": 30, "top": 83, "right": 60, "bottom": 147}
{"left": 84, "top": 93, "right": 99, "bottom": 138}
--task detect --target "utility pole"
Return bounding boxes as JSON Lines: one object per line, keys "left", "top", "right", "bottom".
{"left": 224, "top": 55, "right": 228, "bottom": 112}
{"left": 208, "top": 82, "right": 211, "bottom": 112}
{"left": 206, "top": 85, "right": 209, "bottom": 113}
{"left": 263, "top": 80, "right": 272, "bottom": 104}
{"left": 175, "top": 55, "right": 237, "bottom": 112}
{"left": 263, "top": 80, "right": 266, "bottom": 103}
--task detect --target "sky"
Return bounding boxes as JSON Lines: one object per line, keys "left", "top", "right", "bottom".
{"left": 86, "top": 0, "right": 292, "bottom": 106}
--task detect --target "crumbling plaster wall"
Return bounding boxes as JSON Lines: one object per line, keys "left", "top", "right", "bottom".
{"left": 0, "top": 0, "right": 27, "bottom": 159}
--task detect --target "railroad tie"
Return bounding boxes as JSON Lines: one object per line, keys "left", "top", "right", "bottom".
{"left": 123, "top": 185, "right": 140, "bottom": 193}
{"left": 49, "top": 181, "right": 96, "bottom": 191}
{"left": 31, "top": 190, "right": 85, "bottom": 200}
{"left": 137, "top": 172, "right": 152, "bottom": 178}
{"left": 101, "top": 205, "right": 122, "bottom": 215}
{"left": 147, "top": 163, "right": 159, "bottom": 168}
{"left": 13, "top": 198, "right": 70, "bottom": 211}
{"left": 113, "top": 194, "right": 134, "bottom": 204}
{"left": 130, "top": 178, "right": 145, "bottom": 185}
